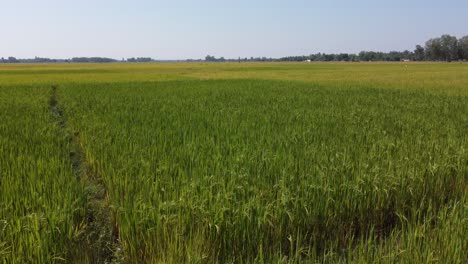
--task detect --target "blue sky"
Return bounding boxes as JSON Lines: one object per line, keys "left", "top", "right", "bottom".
{"left": 1, "top": 0, "right": 467, "bottom": 59}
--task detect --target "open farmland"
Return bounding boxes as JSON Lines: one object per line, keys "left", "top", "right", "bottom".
{"left": 1, "top": 63, "right": 467, "bottom": 263}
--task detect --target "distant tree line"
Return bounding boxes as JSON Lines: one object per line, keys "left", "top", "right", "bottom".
{"left": 70, "top": 57, "right": 117, "bottom": 63}
{"left": 204, "top": 55, "right": 276, "bottom": 62}
{"left": 205, "top": 55, "right": 227, "bottom": 62}
{"left": 0, "top": 57, "right": 155, "bottom": 63}
{"left": 204, "top": 34, "right": 468, "bottom": 62}
{"left": 126, "top": 57, "right": 154, "bottom": 62}
{"left": 1, "top": 57, "right": 21, "bottom": 63}
{"left": 1, "top": 34, "right": 467, "bottom": 63}
{"left": 356, "top": 34, "right": 467, "bottom": 62}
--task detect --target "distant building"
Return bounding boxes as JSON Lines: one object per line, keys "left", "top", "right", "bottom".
{"left": 401, "top": 59, "right": 411, "bottom": 62}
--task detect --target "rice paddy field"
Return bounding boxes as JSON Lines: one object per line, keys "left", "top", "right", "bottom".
{"left": 0, "top": 62, "right": 467, "bottom": 263}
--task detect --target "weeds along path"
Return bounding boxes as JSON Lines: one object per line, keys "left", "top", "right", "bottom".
{"left": 49, "top": 85, "right": 122, "bottom": 263}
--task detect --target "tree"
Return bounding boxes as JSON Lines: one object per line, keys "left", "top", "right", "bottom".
{"left": 425, "top": 38, "right": 443, "bottom": 60}
{"left": 458, "top": 35, "right": 468, "bottom": 60}
{"left": 205, "top": 55, "right": 216, "bottom": 62}
{"left": 414, "top": 45, "right": 425, "bottom": 61}
{"left": 7, "top": 57, "right": 18, "bottom": 63}
{"left": 439, "top": 34, "right": 459, "bottom": 61}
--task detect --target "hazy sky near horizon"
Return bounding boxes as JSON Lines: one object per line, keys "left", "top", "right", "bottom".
{"left": 1, "top": 0, "right": 467, "bottom": 60}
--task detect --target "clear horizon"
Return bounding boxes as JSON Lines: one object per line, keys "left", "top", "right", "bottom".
{"left": 1, "top": 0, "right": 468, "bottom": 60}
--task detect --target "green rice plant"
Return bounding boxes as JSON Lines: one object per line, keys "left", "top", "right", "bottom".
{"left": 1, "top": 62, "right": 467, "bottom": 263}
{"left": 60, "top": 77, "right": 467, "bottom": 263}
{"left": 0, "top": 85, "right": 87, "bottom": 263}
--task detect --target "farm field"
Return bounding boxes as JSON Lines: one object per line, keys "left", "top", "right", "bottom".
{"left": 0, "top": 62, "right": 467, "bottom": 263}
